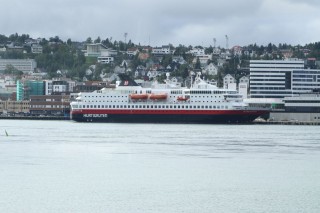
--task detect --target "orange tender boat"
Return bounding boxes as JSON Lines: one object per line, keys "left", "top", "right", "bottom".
{"left": 149, "top": 93, "right": 167, "bottom": 100}
{"left": 130, "top": 93, "right": 149, "bottom": 99}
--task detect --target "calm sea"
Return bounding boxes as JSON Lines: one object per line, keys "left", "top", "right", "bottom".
{"left": 0, "top": 120, "right": 320, "bottom": 213}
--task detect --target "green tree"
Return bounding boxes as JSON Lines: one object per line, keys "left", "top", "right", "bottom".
{"left": 94, "top": 36, "right": 101, "bottom": 43}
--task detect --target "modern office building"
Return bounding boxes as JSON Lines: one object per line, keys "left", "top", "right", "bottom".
{"left": 16, "top": 80, "right": 44, "bottom": 101}
{"left": 249, "top": 59, "right": 305, "bottom": 98}
{"left": 16, "top": 80, "right": 24, "bottom": 101}
{"left": 291, "top": 69, "right": 320, "bottom": 93}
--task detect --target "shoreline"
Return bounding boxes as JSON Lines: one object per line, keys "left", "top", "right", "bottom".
{"left": 1, "top": 116, "right": 319, "bottom": 125}
{"left": 0, "top": 116, "right": 70, "bottom": 120}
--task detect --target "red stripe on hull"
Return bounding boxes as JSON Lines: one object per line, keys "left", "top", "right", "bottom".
{"left": 71, "top": 109, "right": 268, "bottom": 116}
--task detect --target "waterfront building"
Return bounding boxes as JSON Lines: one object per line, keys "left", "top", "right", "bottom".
{"left": 0, "top": 100, "right": 29, "bottom": 114}
{"left": 283, "top": 93, "right": 320, "bottom": 113}
{"left": 291, "top": 69, "right": 320, "bottom": 93}
{"left": 29, "top": 94, "right": 70, "bottom": 116}
{"left": 249, "top": 59, "right": 305, "bottom": 99}
{"left": 0, "top": 59, "right": 37, "bottom": 73}
{"left": 44, "top": 80, "right": 53, "bottom": 95}
{"left": 16, "top": 80, "right": 24, "bottom": 101}
{"left": 16, "top": 80, "right": 44, "bottom": 101}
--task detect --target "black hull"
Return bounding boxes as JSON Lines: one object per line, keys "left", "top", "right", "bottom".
{"left": 71, "top": 112, "right": 268, "bottom": 124}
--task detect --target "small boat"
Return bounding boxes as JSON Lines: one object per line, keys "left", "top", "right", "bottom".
{"left": 149, "top": 93, "right": 167, "bottom": 100}
{"left": 177, "top": 96, "right": 189, "bottom": 101}
{"left": 130, "top": 93, "right": 149, "bottom": 99}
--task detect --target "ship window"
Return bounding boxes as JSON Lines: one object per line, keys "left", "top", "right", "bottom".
{"left": 170, "top": 106, "right": 172, "bottom": 108}
{"left": 174, "top": 106, "right": 176, "bottom": 108}
{"left": 139, "top": 105, "right": 142, "bottom": 108}
{"left": 124, "top": 105, "right": 127, "bottom": 108}
{"left": 205, "top": 106, "right": 208, "bottom": 109}
{"left": 90, "top": 105, "right": 93, "bottom": 108}
{"left": 178, "top": 106, "right": 180, "bottom": 109}
{"left": 166, "top": 105, "right": 168, "bottom": 108}
{"left": 182, "top": 106, "right": 184, "bottom": 109}
{"left": 98, "top": 105, "right": 100, "bottom": 108}
{"left": 197, "top": 106, "right": 200, "bottom": 109}
{"left": 147, "top": 105, "right": 149, "bottom": 108}
{"left": 83, "top": 105, "right": 86, "bottom": 108}
{"left": 151, "top": 106, "right": 153, "bottom": 108}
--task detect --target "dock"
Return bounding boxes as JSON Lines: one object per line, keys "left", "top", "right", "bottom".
{"left": 0, "top": 115, "right": 70, "bottom": 120}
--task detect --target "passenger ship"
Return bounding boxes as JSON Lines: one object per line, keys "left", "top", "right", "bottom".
{"left": 70, "top": 73, "right": 269, "bottom": 123}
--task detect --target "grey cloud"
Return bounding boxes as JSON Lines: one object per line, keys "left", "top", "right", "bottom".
{"left": 0, "top": 0, "right": 319, "bottom": 47}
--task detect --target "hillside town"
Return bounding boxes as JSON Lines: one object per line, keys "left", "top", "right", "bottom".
{"left": 0, "top": 34, "right": 320, "bottom": 122}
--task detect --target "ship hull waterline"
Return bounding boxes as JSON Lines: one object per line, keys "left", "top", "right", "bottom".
{"left": 71, "top": 109, "right": 269, "bottom": 124}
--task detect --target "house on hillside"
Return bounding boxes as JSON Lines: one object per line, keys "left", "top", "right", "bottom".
{"left": 152, "top": 45, "right": 175, "bottom": 55}
{"left": 223, "top": 74, "right": 236, "bottom": 89}
{"left": 192, "top": 55, "right": 212, "bottom": 68}
{"left": 203, "top": 63, "right": 218, "bottom": 75}
{"left": 188, "top": 48, "right": 205, "bottom": 56}
{"left": 127, "top": 48, "right": 139, "bottom": 57}
{"left": 85, "top": 43, "right": 117, "bottom": 57}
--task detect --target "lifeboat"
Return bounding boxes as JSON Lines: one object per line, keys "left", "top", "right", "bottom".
{"left": 177, "top": 96, "right": 189, "bottom": 101}
{"left": 130, "top": 93, "right": 149, "bottom": 99}
{"left": 149, "top": 93, "right": 167, "bottom": 100}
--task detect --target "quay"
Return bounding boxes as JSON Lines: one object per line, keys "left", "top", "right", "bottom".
{"left": 0, "top": 115, "right": 70, "bottom": 120}
{"left": 254, "top": 120, "right": 320, "bottom": 125}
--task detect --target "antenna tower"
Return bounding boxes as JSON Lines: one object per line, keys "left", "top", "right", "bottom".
{"left": 225, "top": 35, "right": 229, "bottom": 49}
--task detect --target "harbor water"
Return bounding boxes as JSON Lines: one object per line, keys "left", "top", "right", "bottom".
{"left": 1, "top": 120, "right": 320, "bottom": 212}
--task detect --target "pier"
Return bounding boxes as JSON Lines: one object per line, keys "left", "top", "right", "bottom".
{"left": 0, "top": 115, "right": 70, "bottom": 120}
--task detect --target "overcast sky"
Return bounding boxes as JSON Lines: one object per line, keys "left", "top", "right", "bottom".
{"left": 1, "top": 0, "right": 319, "bottom": 47}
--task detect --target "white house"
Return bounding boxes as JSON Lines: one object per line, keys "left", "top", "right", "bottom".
{"left": 239, "top": 83, "right": 248, "bottom": 98}
{"left": 127, "top": 48, "right": 139, "bottom": 57}
{"left": 192, "top": 55, "right": 212, "bottom": 67}
{"left": 188, "top": 48, "right": 205, "bottom": 56}
{"left": 152, "top": 45, "right": 175, "bottom": 55}
{"left": 31, "top": 44, "right": 43, "bottom": 54}
{"left": 238, "top": 75, "right": 250, "bottom": 98}
{"left": 203, "top": 63, "right": 218, "bottom": 75}
{"left": 223, "top": 74, "right": 236, "bottom": 89}
{"left": 97, "top": 56, "right": 114, "bottom": 64}
{"left": 239, "top": 75, "right": 249, "bottom": 85}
